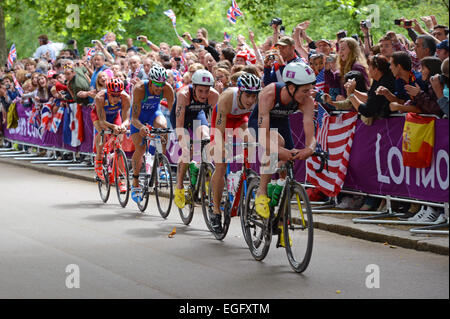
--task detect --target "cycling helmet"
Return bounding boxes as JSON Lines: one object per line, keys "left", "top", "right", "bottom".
{"left": 149, "top": 65, "right": 167, "bottom": 83}
{"left": 282, "top": 62, "right": 316, "bottom": 86}
{"left": 237, "top": 73, "right": 262, "bottom": 93}
{"left": 191, "top": 69, "right": 214, "bottom": 86}
{"left": 106, "top": 78, "right": 124, "bottom": 94}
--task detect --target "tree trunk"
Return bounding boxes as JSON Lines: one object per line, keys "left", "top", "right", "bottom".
{"left": 0, "top": 5, "right": 7, "bottom": 69}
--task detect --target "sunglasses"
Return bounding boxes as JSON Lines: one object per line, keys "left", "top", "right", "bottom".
{"left": 152, "top": 80, "right": 165, "bottom": 88}
{"left": 109, "top": 92, "right": 121, "bottom": 97}
{"left": 63, "top": 64, "right": 74, "bottom": 70}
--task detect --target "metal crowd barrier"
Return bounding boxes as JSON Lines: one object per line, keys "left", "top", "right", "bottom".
{"left": 301, "top": 182, "right": 448, "bottom": 236}
{"left": 1, "top": 138, "right": 94, "bottom": 171}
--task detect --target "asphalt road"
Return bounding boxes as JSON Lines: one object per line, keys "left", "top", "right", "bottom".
{"left": 0, "top": 162, "right": 448, "bottom": 299}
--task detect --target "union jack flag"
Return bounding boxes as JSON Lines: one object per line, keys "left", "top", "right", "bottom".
{"left": 7, "top": 44, "right": 17, "bottom": 70}
{"left": 164, "top": 9, "right": 177, "bottom": 28}
{"left": 224, "top": 32, "right": 232, "bottom": 42}
{"left": 40, "top": 103, "right": 53, "bottom": 133}
{"left": 86, "top": 47, "right": 96, "bottom": 61}
{"left": 11, "top": 73, "right": 23, "bottom": 96}
{"left": 50, "top": 106, "right": 65, "bottom": 133}
{"left": 227, "top": 0, "right": 242, "bottom": 24}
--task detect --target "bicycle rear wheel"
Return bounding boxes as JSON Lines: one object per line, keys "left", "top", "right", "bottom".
{"left": 283, "top": 183, "right": 314, "bottom": 273}
{"left": 114, "top": 149, "right": 130, "bottom": 208}
{"left": 97, "top": 154, "right": 110, "bottom": 203}
{"left": 154, "top": 153, "right": 173, "bottom": 219}
{"left": 179, "top": 169, "right": 194, "bottom": 225}
{"left": 241, "top": 177, "right": 271, "bottom": 261}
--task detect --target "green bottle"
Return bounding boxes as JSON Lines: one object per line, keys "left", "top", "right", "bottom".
{"left": 267, "top": 180, "right": 276, "bottom": 206}
{"left": 189, "top": 161, "right": 200, "bottom": 186}
{"left": 270, "top": 179, "right": 286, "bottom": 207}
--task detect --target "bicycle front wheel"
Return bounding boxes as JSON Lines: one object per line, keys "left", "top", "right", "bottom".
{"left": 97, "top": 154, "right": 110, "bottom": 203}
{"left": 283, "top": 183, "right": 314, "bottom": 273}
{"left": 179, "top": 169, "right": 194, "bottom": 225}
{"left": 114, "top": 149, "right": 130, "bottom": 208}
{"left": 154, "top": 154, "right": 173, "bottom": 219}
{"left": 241, "top": 177, "right": 271, "bottom": 261}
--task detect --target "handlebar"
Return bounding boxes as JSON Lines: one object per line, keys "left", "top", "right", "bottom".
{"left": 101, "top": 129, "right": 130, "bottom": 136}
{"left": 311, "top": 150, "right": 329, "bottom": 173}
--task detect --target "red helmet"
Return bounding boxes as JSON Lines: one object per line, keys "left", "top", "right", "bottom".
{"left": 106, "top": 78, "right": 124, "bottom": 94}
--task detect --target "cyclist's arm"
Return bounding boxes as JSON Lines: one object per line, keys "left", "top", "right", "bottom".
{"left": 207, "top": 88, "right": 219, "bottom": 122}
{"left": 215, "top": 90, "right": 232, "bottom": 147}
{"left": 121, "top": 92, "right": 131, "bottom": 128}
{"left": 94, "top": 92, "right": 113, "bottom": 131}
{"left": 131, "top": 83, "right": 145, "bottom": 131}
{"left": 257, "top": 84, "right": 276, "bottom": 156}
{"left": 163, "top": 84, "right": 175, "bottom": 112}
{"left": 175, "top": 90, "right": 188, "bottom": 143}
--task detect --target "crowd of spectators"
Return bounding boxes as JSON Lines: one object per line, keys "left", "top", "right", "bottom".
{"left": 0, "top": 15, "right": 448, "bottom": 219}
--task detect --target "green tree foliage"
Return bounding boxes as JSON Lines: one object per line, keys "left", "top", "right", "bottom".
{"left": 2, "top": 0, "right": 448, "bottom": 61}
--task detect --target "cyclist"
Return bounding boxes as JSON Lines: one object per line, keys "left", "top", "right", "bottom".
{"left": 130, "top": 65, "right": 175, "bottom": 203}
{"left": 93, "top": 77, "right": 131, "bottom": 193}
{"left": 248, "top": 62, "right": 317, "bottom": 246}
{"left": 171, "top": 69, "right": 219, "bottom": 209}
{"left": 209, "top": 73, "right": 262, "bottom": 232}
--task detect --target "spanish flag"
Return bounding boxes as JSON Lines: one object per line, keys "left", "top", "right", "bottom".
{"left": 402, "top": 113, "right": 435, "bottom": 168}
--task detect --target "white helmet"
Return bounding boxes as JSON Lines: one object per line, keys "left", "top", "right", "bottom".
{"left": 237, "top": 73, "right": 262, "bottom": 93}
{"left": 282, "top": 62, "right": 316, "bottom": 86}
{"left": 192, "top": 69, "right": 214, "bottom": 86}
{"left": 149, "top": 65, "right": 167, "bottom": 83}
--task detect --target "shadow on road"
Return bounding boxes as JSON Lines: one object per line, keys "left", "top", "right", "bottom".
{"left": 51, "top": 201, "right": 114, "bottom": 210}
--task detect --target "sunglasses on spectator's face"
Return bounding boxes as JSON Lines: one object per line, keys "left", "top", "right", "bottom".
{"left": 152, "top": 81, "right": 165, "bottom": 88}
{"left": 63, "top": 64, "right": 74, "bottom": 70}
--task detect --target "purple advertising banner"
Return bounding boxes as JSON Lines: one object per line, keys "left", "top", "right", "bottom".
{"left": 290, "top": 113, "right": 449, "bottom": 203}
{"left": 3, "top": 103, "right": 93, "bottom": 153}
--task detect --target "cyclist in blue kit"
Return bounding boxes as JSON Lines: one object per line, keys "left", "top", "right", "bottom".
{"left": 130, "top": 65, "right": 175, "bottom": 202}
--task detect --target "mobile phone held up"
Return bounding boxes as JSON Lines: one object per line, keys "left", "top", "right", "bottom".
{"left": 192, "top": 38, "right": 202, "bottom": 43}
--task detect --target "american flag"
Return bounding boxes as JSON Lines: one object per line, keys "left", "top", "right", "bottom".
{"left": 164, "top": 9, "right": 177, "bottom": 28}
{"left": 315, "top": 104, "right": 330, "bottom": 152}
{"left": 7, "top": 44, "right": 17, "bottom": 69}
{"left": 224, "top": 32, "right": 232, "bottom": 42}
{"left": 86, "top": 47, "right": 95, "bottom": 61}
{"left": 315, "top": 68, "right": 325, "bottom": 92}
{"left": 227, "top": 0, "right": 242, "bottom": 24}
{"left": 306, "top": 109, "right": 358, "bottom": 197}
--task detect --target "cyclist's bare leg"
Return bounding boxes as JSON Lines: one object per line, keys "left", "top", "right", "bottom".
{"left": 131, "top": 132, "right": 145, "bottom": 188}
{"left": 153, "top": 115, "right": 168, "bottom": 154}
{"left": 256, "top": 132, "right": 285, "bottom": 198}
{"left": 211, "top": 162, "right": 226, "bottom": 215}
{"left": 93, "top": 121, "right": 103, "bottom": 161}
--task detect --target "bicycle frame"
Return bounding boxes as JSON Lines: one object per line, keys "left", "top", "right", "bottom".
{"left": 226, "top": 143, "right": 258, "bottom": 217}
{"left": 101, "top": 132, "right": 124, "bottom": 181}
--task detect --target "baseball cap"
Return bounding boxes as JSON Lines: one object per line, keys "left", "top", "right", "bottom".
{"left": 47, "top": 70, "right": 57, "bottom": 78}
{"left": 316, "top": 39, "right": 331, "bottom": 46}
{"left": 437, "top": 39, "right": 449, "bottom": 51}
{"left": 276, "top": 36, "right": 295, "bottom": 46}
